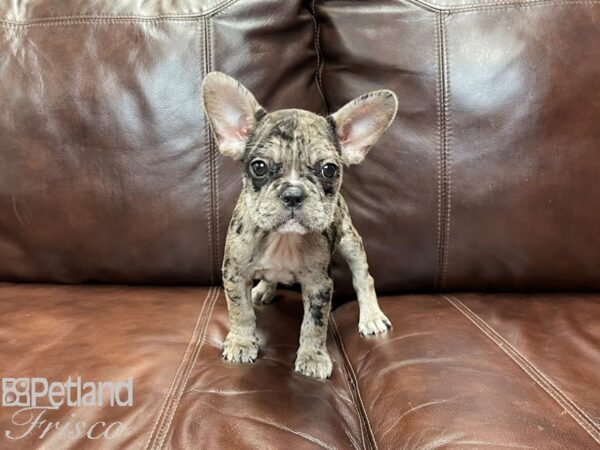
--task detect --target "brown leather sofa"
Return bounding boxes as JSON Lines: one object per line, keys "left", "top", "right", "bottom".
{"left": 0, "top": 0, "right": 598, "bottom": 449}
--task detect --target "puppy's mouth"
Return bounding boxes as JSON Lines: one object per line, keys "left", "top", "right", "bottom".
{"left": 276, "top": 216, "right": 307, "bottom": 235}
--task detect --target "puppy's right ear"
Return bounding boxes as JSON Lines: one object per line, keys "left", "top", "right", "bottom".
{"left": 202, "top": 72, "right": 265, "bottom": 160}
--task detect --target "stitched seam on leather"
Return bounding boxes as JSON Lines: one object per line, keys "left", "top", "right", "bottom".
{"left": 144, "top": 287, "right": 215, "bottom": 450}
{"left": 440, "top": 13, "right": 451, "bottom": 290}
{"left": 309, "top": 0, "right": 329, "bottom": 115}
{"left": 0, "top": 0, "right": 241, "bottom": 26}
{"left": 401, "top": 0, "right": 599, "bottom": 12}
{"left": 434, "top": 13, "right": 442, "bottom": 291}
{"left": 442, "top": 294, "right": 600, "bottom": 444}
{"left": 329, "top": 319, "right": 366, "bottom": 450}
{"left": 448, "top": 0, "right": 600, "bottom": 12}
{"left": 154, "top": 288, "right": 220, "bottom": 449}
{"left": 0, "top": 0, "right": 597, "bottom": 27}
{"left": 148, "top": 287, "right": 217, "bottom": 449}
{"left": 205, "top": 17, "right": 220, "bottom": 285}
{"left": 434, "top": 13, "right": 451, "bottom": 291}
{"left": 199, "top": 18, "right": 215, "bottom": 286}
{"left": 331, "top": 316, "right": 376, "bottom": 450}
{"left": 403, "top": 0, "right": 444, "bottom": 12}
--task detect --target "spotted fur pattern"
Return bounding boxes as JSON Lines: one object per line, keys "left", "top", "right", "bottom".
{"left": 202, "top": 72, "right": 398, "bottom": 379}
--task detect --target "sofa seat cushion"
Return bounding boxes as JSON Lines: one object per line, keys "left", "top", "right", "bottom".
{"left": 0, "top": 284, "right": 364, "bottom": 449}
{"left": 160, "top": 289, "right": 364, "bottom": 450}
{"left": 1, "top": 286, "right": 598, "bottom": 449}
{"left": 451, "top": 293, "right": 600, "bottom": 437}
{"left": 0, "top": 284, "right": 222, "bottom": 449}
{"left": 332, "top": 294, "right": 600, "bottom": 449}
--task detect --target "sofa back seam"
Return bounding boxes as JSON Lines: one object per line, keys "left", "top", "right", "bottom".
{"left": 308, "top": 0, "right": 329, "bottom": 115}
{"left": 0, "top": 0, "right": 242, "bottom": 26}
{"left": 403, "top": 0, "right": 600, "bottom": 13}
{"left": 435, "top": 12, "right": 452, "bottom": 292}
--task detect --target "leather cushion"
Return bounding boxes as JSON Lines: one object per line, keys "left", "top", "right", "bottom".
{"left": 1, "top": 285, "right": 598, "bottom": 448}
{"left": 317, "top": 0, "right": 600, "bottom": 294}
{"left": 0, "top": 0, "right": 324, "bottom": 285}
{"left": 332, "top": 293, "right": 600, "bottom": 448}
{"left": 0, "top": 284, "right": 217, "bottom": 448}
{"left": 160, "top": 289, "right": 364, "bottom": 449}
{"left": 0, "top": 285, "right": 363, "bottom": 449}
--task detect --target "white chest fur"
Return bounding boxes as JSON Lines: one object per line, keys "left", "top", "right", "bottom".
{"left": 255, "top": 232, "right": 304, "bottom": 284}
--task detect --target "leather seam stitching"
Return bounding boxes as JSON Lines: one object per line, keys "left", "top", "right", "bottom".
{"left": 0, "top": 0, "right": 241, "bottom": 26}
{"left": 0, "top": 1, "right": 597, "bottom": 27}
{"left": 434, "top": 13, "right": 443, "bottom": 291}
{"left": 434, "top": 13, "right": 451, "bottom": 291}
{"left": 309, "top": 0, "right": 329, "bottom": 115}
{"left": 155, "top": 288, "right": 220, "bottom": 449}
{"left": 447, "top": 0, "right": 600, "bottom": 12}
{"left": 442, "top": 294, "right": 600, "bottom": 444}
{"left": 200, "top": 18, "right": 215, "bottom": 286}
{"left": 402, "top": 0, "right": 600, "bottom": 13}
{"left": 331, "top": 316, "right": 376, "bottom": 450}
{"left": 144, "top": 286, "right": 214, "bottom": 450}
{"left": 329, "top": 318, "right": 366, "bottom": 449}
{"left": 206, "top": 17, "right": 220, "bottom": 284}
{"left": 441, "top": 12, "right": 451, "bottom": 290}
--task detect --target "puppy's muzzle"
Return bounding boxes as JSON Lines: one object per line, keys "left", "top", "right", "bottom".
{"left": 279, "top": 184, "right": 306, "bottom": 209}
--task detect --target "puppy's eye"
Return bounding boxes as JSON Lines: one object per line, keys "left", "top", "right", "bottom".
{"left": 250, "top": 160, "right": 268, "bottom": 177}
{"left": 320, "top": 163, "right": 338, "bottom": 179}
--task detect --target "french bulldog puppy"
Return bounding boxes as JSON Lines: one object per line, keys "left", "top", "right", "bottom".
{"left": 202, "top": 72, "right": 398, "bottom": 379}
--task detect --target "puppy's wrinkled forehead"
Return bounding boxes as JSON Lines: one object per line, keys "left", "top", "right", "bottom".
{"left": 245, "top": 109, "right": 339, "bottom": 165}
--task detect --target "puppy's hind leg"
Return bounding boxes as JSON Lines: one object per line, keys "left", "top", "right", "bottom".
{"left": 252, "top": 279, "right": 277, "bottom": 305}
{"left": 338, "top": 207, "right": 391, "bottom": 336}
{"left": 222, "top": 275, "right": 258, "bottom": 363}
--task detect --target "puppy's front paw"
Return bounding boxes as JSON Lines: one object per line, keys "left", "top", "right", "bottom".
{"left": 359, "top": 311, "right": 392, "bottom": 336}
{"left": 294, "top": 349, "right": 333, "bottom": 380}
{"left": 222, "top": 334, "right": 258, "bottom": 363}
{"left": 251, "top": 280, "right": 276, "bottom": 305}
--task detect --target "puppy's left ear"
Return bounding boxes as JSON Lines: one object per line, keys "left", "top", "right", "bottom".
{"left": 202, "top": 72, "right": 265, "bottom": 160}
{"left": 329, "top": 90, "right": 398, "bottom": 165}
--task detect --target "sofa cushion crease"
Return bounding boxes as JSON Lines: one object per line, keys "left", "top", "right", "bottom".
{"left": 330, "top": 294, "right": 600, "bottom": 449}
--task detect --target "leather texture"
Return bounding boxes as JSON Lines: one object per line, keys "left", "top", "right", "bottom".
{"left": 317, "top": 0, "right": 600, "bottom": 295}
{"left": 0, "top": 285, "right": 597, "bottom": 448}
{"left": 0, "top": 283, "right": 216, "bottom": 449}
{"left": 0, "top": 0, "right": 236, "bottom": 19}
{"left": 159, "top": 290, "right": 364, "bottom": 450}
{"left": 2, "top": 0, "right": 599, "bottom": 295}
{"left": 0, "top": 0, "right": 323, "bottom": 285}
{"left": 332, "top": 293, "right": 600, "bottom": 449}
{"left": 0, "top": 1, "right": 599, "bottom": 449}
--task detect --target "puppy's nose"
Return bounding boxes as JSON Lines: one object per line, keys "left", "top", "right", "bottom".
{"left": 279, "top": 185, "right": 306, "bottom": 209}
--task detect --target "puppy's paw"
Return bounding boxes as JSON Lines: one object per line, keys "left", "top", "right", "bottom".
{"left": 294, "top": 349, "right": 333, "bottom": 380}
{"left": 359, "top": 311, "right": 392, "bottom": 336}
{"left": 222, "top": 334, "right": 258, "bottom": 363}
{"left": 252, "top": 280, "right": 276, "bottom": 305}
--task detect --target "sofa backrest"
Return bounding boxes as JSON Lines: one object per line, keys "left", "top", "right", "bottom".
{"left": 1, "top": 0, "right": 599, "bottom": 295}
{"left": 318, "top": 0, "right": 600, "bottom": 295}
{"left": 0, "top": 0, "right": 324, "bottom": 285}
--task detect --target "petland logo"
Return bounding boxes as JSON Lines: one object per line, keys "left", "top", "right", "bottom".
{"left": 1, "top": 377, "right": 133, "bottom": 441}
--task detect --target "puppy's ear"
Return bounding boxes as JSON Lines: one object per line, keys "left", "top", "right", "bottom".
{"left": 202, "top": 72, "right": 265, "bottom": 160}
{"left": 329, "top": 90, "right": 398, "bottom": 165}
